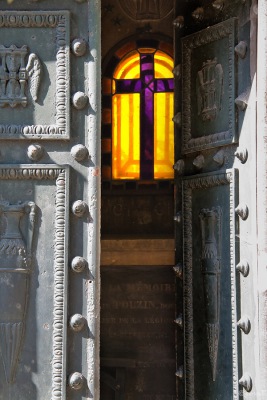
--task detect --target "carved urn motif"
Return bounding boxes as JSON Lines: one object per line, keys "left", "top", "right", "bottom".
{"left": 0, "top": 201, "right": 36, "bottom": 383}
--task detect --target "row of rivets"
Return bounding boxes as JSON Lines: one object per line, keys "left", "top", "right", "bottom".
{"left": 234, "top": 57, "right": 252, "bottom": 390}
{"left": 27, "top": 143, "right": 89, "bottom": 162}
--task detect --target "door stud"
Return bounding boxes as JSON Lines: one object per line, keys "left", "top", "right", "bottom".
{"left": 237, "top": 316, "right": 251, "bottom": 334}
{"left": 235, "top": 203, "right": 249, "bottom": 220}
{"left": 68, "top": 372, "right": 84, "bottom": 390}
{"left": 175, "top": 366, "right": 184, "bottom": 379}
{"left": 69, "top": 314, "right": 86, "bottom": 332}
{"left": 239, "top": 373, "right": 252, "bottom": 392}
{"left": 72, "top": 200, "right": 88, "bottom": 217}
{"left": 236, "top": 260, "right": 249, "bottom": 277}
{"left": 173, "top": 264, "right": 183, "bottom": 279}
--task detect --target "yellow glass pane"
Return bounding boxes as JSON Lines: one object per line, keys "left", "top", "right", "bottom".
{"left": 114, "top": 51, "right": 140, "bottom": 79}
{"left": 154, "top": 92, "right": 174, "bottom": 179}
{"left": 154, "top": 50, "right": 174, "bottom": 79}
{"left": 112, "top": 94, "right": 140, "bottom": 179}
{"left": 138, "top": 48, "right": 156, "bottom": 54}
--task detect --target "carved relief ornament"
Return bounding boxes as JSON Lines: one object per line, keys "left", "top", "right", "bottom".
{"left": 182, "top": 18, "right": 237, "bottom": 153}
{"left": 0, "top": 45, "right": 41, "bottom": 108}
{"left": 182, "top": 170, "right": 238, "bottom": 400}
{"left": 0, "top": 201, "right": 37, "bottom": 383}
{"left": 0, "top": 165, "right": 68, "bottom": 400}
{"left": 0, "top": 11, "right": 70, "bottom": 139}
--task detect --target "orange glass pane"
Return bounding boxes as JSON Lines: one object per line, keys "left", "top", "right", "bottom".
{"left": 114, "top": 51, "right": 140, "bottom": 79}
{"left": 112, "top": 94, "right": 140, "bottom": 179}
{"left": 115, "top": 41, "right": 136, "bottom": 59}
{"left": 102, "top": 78, "right": 112, "bottom": 94}
{"left": 102, "top": 108, "right": 111, "bottom": 124}
{"left": 154, "top": 92, "right": 174, "bottom": 179}
{"left": 154, "top": 50, "right": 174, "bottom": 79}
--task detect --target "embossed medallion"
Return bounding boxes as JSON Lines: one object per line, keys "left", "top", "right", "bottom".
{"left": 0, "top": 45, "right": 41, "bottom": 108}
{"left": 0, "top": 201, "right": 37, "bottom": 383}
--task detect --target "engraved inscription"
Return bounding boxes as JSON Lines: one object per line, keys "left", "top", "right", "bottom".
{"left": 0, "top": 201, "right": 37, "bottom": 383}
{"left": 101, "top": 266, "right": 176, "bottom": 398}
{"left": 0, "top": 45, "right": 41, "bottom": 108}
{"left": 196, "top": 59, "right": 223, "bottom": 121}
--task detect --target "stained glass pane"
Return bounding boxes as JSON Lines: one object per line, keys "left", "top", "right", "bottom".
{"left": 111, "top": 46, "right": 174, "bottom": 181}
{"left": 154, "top": 50, "right": 174, "bottom": 79}
{"left": 154, "top": 92, "right": 174, "bottom": 179}
{"left": 112, "top": 93, "right": 140, "bottom": 179}
{"left": 114, "top": 51, "right": 140, "bottom": 79}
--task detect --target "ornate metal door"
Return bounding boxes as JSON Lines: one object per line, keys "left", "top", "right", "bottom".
{"left": 0, "top": 2, "right": 100, "bottom": 400}
{"left": 174, "top": 3, "right": 257, "bottom": 399}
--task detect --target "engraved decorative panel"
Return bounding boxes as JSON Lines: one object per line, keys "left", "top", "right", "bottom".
{"left": 182, "top": 18, "right": 237, "bottom": 153}
{"left": 0, "top": 11, "right": 70, "bottom": 139}
{"left": 0, "top": 165, "right": 69, "bottom": 400}
{"left": 182, "top": 170, "right": 238, "bottom": 400}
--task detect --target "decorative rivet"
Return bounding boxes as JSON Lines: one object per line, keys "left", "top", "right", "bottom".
{"left": 213, "top": 149, "right": 225, "bottom": 166}
{"left": 174, "top": 314, "right": 183, "bottom": 328}
{"left": 71, "top": 144, "right": 89, "bottom": 162}
{"left": 235, "top": 88, "right": 250, "bottom": 111}
{"left": 193, "top": 154, "right": 205, "bottom": 170}
{"left": 239, "top": 373, "right": 252, "bottom": 392}
{"left": 69, "top": 372, "right": 84, "bottom": 390}
{"left": 175, "top": 366, "right": 184, "bottom": 379}
{"left": 235, "top": 204, "right": 249, "bottom": 220}
{"left": 173, "top": 112, "right": 181, "bottom": 128}
{"left": 235, "top": 41, "right": 247, "bottom": 59}
{"left": 174, "top": 212, "right": 182, "bottom": 223}
{"left": 236, "top": 260, "right": 249, "bottom": 277}
{"left": 237, "top": 316, "right": 251, "bottom": 334}
{"left": 173, "top": 64, "right": 181, "bottom": 79}
{"left": 27, "top": 144, "right": 44, "bottom": 161}
{"left": 72, "top": 200, "right": 87, "bottom": 217}
{"left": 71, "top": 256, "right": 88, "bottom": 273}
{"left": 69, "top": 314, "right": 86, "bottom": 332}
{"left": 173, "top": 16, "right": 184, "bottom": 29}
{"left": 173, "top": 159, "right": 185, "bottom": 175}
{"left": 71, "top": 38, "right": 87, "bottom": 57}
{"left": 192, "top": 7, "right": 204, "bottom": 21}
{"left": 173, "top": 263, "right": 183, "bottom": 279}
{"left": 212, "top": 0, "right": 224, "bottom": 11}
{"left": 72, "top": 91, "right": 88, "bottom": 110}
{"left": 235, "top": 147, "right": 248, "bottom": 163}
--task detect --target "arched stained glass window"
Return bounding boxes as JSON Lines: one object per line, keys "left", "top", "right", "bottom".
{"left": 102, "top": 40, "right": 174, "bottom": 181}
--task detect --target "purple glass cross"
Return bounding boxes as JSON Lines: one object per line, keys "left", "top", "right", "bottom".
{"left": 116, "top": 53, "right": 174, "bottom": 180}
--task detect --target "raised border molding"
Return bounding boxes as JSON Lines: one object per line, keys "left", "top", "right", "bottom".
{"left": 0, "top": 164, "right": 69, "bottom": 400}
{"left": 182, "top": 18, "right": 237, "bottom": 154}
{"left": 0, "top": 11, "right": 70, "bottom": 140}
{"left": 182, "top": 169, "right": 238, "bottom": 399}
